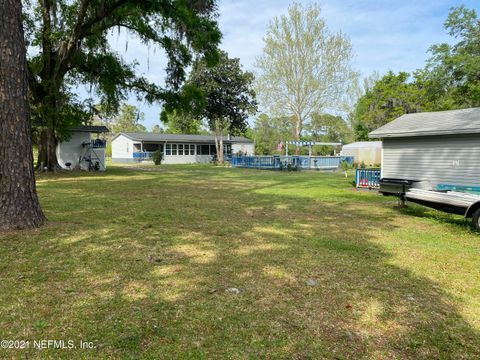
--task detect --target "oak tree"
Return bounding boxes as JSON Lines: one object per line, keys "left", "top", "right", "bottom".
{"left": 25, "top": 0, "right": 221, "bottom": 170}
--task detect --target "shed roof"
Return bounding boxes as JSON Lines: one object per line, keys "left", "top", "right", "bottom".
{"left": 114, "top": 132, "right": 253, "bottom": 143}
{"left": 342, "top": 141, "right": 382, "bottom": 149}
{"left": 72, "top": 125, "right": 109, "bottom": 133}
{"left": 368, "top": 107, "right": 480, "bottom": 138}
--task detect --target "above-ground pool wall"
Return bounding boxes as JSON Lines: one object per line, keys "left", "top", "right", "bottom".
{"left": 382, "top": 134, "right": 480, "bottom": 190}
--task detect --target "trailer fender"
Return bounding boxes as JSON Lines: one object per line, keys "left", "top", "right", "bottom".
{"left": 465, "top": 201, "right": 480, "bottom": 218}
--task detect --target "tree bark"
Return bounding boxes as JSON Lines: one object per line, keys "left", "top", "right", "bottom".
{"left": 218, "top": 134, "right": 224, "bottom": 164}
{"left": 213, "top": 120, "right": 224, "bottom": 164}
{"left": 35, "top": 127, "right": 59, "bottom": 171}
{"left": 0, "top": 0, "right": 46, "bottom": 230}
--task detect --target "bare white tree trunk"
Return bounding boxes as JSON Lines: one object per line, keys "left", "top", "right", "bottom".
{"left": 213, "top": 119, "right": 224, "bottom": 164}
{"left": 219, "top": 135, "right": 224, "bottom": 164}
{"left": 294, "top": 112, "right": 302, "bottom": 155}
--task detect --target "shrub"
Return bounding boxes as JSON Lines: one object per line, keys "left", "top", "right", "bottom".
{"left": 152, "top": 150, "right": 163, "bottom": 165}
{"left": 340, "top": 160, "right": 351, "bottom": 177}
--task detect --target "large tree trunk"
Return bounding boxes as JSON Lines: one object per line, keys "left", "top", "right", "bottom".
{"left": 35, "top": 127, "right": 59, "bottom": 171}
{"left": 218, "top": 135, "right": 224, "bottom": 164}
{"left": 0, "top": 0, "right": 46, "bottom": 230}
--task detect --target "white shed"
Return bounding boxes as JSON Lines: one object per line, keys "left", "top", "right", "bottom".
{"left": 341, "top": 141, "right": 382, "bottom": 166}
{"left": 57, "top": 125, "right": 109, "bottom": 171}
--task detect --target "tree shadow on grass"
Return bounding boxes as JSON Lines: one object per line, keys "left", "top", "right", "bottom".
{"left": 398, "top": 203, "right": 475, "bottom": 232}
{"left": 2, "top": 167, "right": 479, "bottom": 358}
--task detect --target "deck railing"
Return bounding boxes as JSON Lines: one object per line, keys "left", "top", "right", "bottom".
{"left": 90, "top": 139, "right": 107, "bottom": 148}
{"left": 231, "top": 155, "right": 354, "bottom": 170}
{"left": 133, "top": 151, "right": 153, "bottom": 160}
{"left": 355, "top": 168, "right": 381, "bottom": 188}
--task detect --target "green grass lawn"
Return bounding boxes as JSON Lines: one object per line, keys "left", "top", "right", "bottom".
{"left": 1, "top": 164, "right": 479, "bottom": 359}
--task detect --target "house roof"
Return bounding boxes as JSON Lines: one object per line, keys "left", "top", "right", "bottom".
{"left": 342, "top": 141, "right": 382, "bottom": 149}
{"left": 368, "top": 107, "right": 480, "bottom": 139}
{"left": 72, "top": 125, "right": 109, "bottom": 133}
{"left": 114, "top": 132, "right": 253, "bottom": 143}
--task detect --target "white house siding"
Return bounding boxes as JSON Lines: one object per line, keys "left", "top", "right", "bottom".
{"left": 162, "top": 155, "right": 213, "bottom": 164}
{"left": 57, "top": 132, "right": 90, "bottom": 169}
{"left": 382, "top": 134, "right": 480, "bottom": 189}
{"left": 112, "top": 134, "right": 135, "bottom": 162}
{"left": 232, "top": 142, "right": 254, "bottom": 155}
{"left": 112, "top": 134, "right": 255, "bottom": 164}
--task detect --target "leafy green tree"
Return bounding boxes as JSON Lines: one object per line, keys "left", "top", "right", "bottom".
{"left": 151, "top": 125, "right": 164, "bottom": 134}
{"left": 352, "top": 72, "right": 429, "bottom": 140}
{"left": 307, "top": 113, "right": 353, "bottom": 143}
{"left": 255, "top": 3, "right": 357, "bottom": 152}
{"left": 423, "top": 5, "right": 480, "bottom": 108}
{"left": 111, "top": 104, "right": 146, "bottom": 133}
{"left": 188, "top": 51, "right": 257, "bottom": 163}
{"left": 252, "top": 114, "right": 295, "bottom": 155}
{"left": 344, "top": 6, "right": 480, "bottom": 141}
{"left": 24, "top": 0, "right": 221, "bottom": 170}
{"left": 161, "top": 110, "right": 204, "bottom": 134}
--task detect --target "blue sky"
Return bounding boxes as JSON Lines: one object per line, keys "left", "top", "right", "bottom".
{"left": 103, "top": 0, "right": 479, "bottom": 130}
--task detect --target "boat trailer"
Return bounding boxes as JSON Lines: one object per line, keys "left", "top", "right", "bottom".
{"left": 379, "top": 178, "right": 480, "bottom": 231}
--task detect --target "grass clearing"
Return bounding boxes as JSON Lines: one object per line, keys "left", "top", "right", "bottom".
{"left": 1, "top": 164, "right": 479, "bottom": 358}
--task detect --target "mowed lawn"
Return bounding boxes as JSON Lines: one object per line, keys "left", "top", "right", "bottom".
{"left": 1, "top": 165, "right": 480, "bottom": 359}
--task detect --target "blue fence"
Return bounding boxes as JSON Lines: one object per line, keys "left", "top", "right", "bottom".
{"left": 355, "top": 168, "right": 381, "bottom": 188}
{"left": 133, "top": 151, "right": 153, "bottom": 160}
{"left": 231, "top": 155, "right": 354, "bottom": 170}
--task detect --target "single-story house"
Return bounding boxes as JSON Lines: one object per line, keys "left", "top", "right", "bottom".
{"left": 111, "top": 132, "right": 255, "bottom": 164}
{"left": 57, "top": 125, "right": 109, "bottom": 171}
{"left": 341, "top": 141, "right": 382, "bottom": 166}
{"left": 369, "top": 107, "right": 480, "bottom": 191}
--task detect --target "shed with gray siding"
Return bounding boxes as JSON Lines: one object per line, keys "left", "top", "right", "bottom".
{"left": 369, "top": 108, "right": 480, "bottom": 191}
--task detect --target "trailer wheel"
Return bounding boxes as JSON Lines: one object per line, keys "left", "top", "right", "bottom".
{"left": 472, "top": 208, "right": 480, "bottom": 232}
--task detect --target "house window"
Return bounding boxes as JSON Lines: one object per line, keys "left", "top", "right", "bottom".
{"left": 183, "top": 144, "right": 194, "bottom": 155}
{"left": 171, "top": 144, "right": 177, "bottom": 155}
{"left": 165, "top": 143, "right": 171, "bottom": 155}
{"left": 178, "top": 144, "right": 184, "bottom": 155}
{"left": 197, "top": 145, "right": 210, "bottom": 155}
